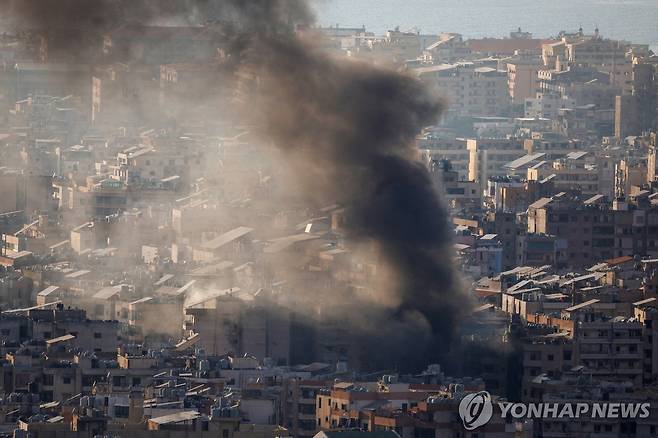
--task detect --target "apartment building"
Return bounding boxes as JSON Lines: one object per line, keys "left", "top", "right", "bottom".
{"left": 527, "top": 192, "right": 658, "bottom": 267}
{"left": 467, "top": 138, "right": 526, "bottom": 192}
{"left": 527, "top": 152, "right": 601, "bottom": 198}
{"left": 418, "top": 137, "right": 469, "bottom": 180}
{"left": 414, "top": 62, "right": 510, "bottom": 119}
{"left": 283, "top": 379, "right": 327, "bottom": 438}
{"left": 506, "top": 58, "right": 542, "bottom": 105}
{"left": 429, "top": 159, "right": 480, "bottom": 210}
{"left": 316, "top": 381, "right": 439, "bottom": 431}
{"left": 185, "top": 290, "right": 291, "bottom": 366}
{"left": 525, "top": 92, "right": 577, "bottom": 119}
{"left": 421, "top": 33, "right": 471, "bottom": 64}
{"left": 565, "top": 36, "right": 632, "bottom": 93}
{"left": 316, "top": 380, "right": 532, "bottom": 438}
{"left": 538, "top": 67, "right": 621, "bottom": 111}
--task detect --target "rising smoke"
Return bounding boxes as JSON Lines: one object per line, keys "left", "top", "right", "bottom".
{"left": 5, "top": 0, "right": 468, "bottom": 371}
{"left": 1, "top": 0, "right": 312, "bottom": 35}
{"left": 227, "top": 1, "right": 467, "bottom": 370}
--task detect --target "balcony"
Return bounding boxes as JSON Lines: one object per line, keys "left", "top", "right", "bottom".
{"left": 580, "top": 353, "right": 611, "bottom": 359}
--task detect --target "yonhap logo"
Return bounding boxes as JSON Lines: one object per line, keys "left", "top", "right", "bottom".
{"left": 459, "top": 391, "right": 493, "bottom": 430}
{"left": 456, "top": 390, "right": 650, "bottom": 430}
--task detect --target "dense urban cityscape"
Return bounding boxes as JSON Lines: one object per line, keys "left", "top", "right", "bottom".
{"left": 0, "top": 0, "right": 657, "bottom": 437}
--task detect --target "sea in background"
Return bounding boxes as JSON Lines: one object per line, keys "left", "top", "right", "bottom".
{"left": 312, "top": 0, "right": 658, "bottom": 50}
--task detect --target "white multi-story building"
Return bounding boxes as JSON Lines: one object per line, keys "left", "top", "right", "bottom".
{"left": 525, "top": 92, "right": 577, "bottom": 119}
{"left": 414, "top": 62, "right": 510, "bottom": 119}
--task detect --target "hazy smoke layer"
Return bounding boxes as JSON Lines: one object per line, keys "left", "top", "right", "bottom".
{"left": 6, "top": 0, "right": 466, "bottom": 370}
{"left": 250, "top": 36, "right": 462, "bottom": 369}
{"left": 1, "top": 0, "right": 311, "bottom": 29}
{"left": 226, "top": 1, "right": 465, "bottom": 369}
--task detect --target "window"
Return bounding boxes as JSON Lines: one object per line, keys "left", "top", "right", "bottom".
{"left": 115, "top": 405, "right": 129, "bottom": 418}
{"left": 63, "top": 376, "right": 72, "bottom": 384}
{"left": 299, "top": 404, "right": 315, "bottom": 415}
{"left": 94, "top": 332, "right": 102, "bottom": 339}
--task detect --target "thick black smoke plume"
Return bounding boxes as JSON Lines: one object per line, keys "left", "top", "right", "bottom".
{"left": 4, "top": 0, "right": 468, "bottom": 371}
{"left": 261, "top": 47, "right": 463, "bottom": 369}
{"left": 231, "top": 3, "right": 466, "bottom": 370}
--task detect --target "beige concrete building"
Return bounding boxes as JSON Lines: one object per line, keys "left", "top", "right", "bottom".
{"left": 647, "top": 134, "right": 658, "bottom": 184}
{"left": 527, "top": 152, "right": 604, "bottom": 198}
{"left": 316, "top": 381, "right": 532, "bottom": 438}
{"left": 185, "top": 290, "right": 291, "bottom": 365}
{"left": 418, "top": 137, "right": 469, "bottom": 180}
{"left": 616, "top": 159, "right": 647, "bottom": 198}
{"left": 414, "top": 63, "right": 510, "bottom": 119}
{"left": 566, "top": 36, "right": 632, "bottom": 93}
{"left": 283, "top": 379, "right": 327, "bottom": 438}
{"left": 506, "top": 58, "right": 542, "bottom": 105}
{"left": 467, "top": 138, "right": 526, "bottom": 192}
